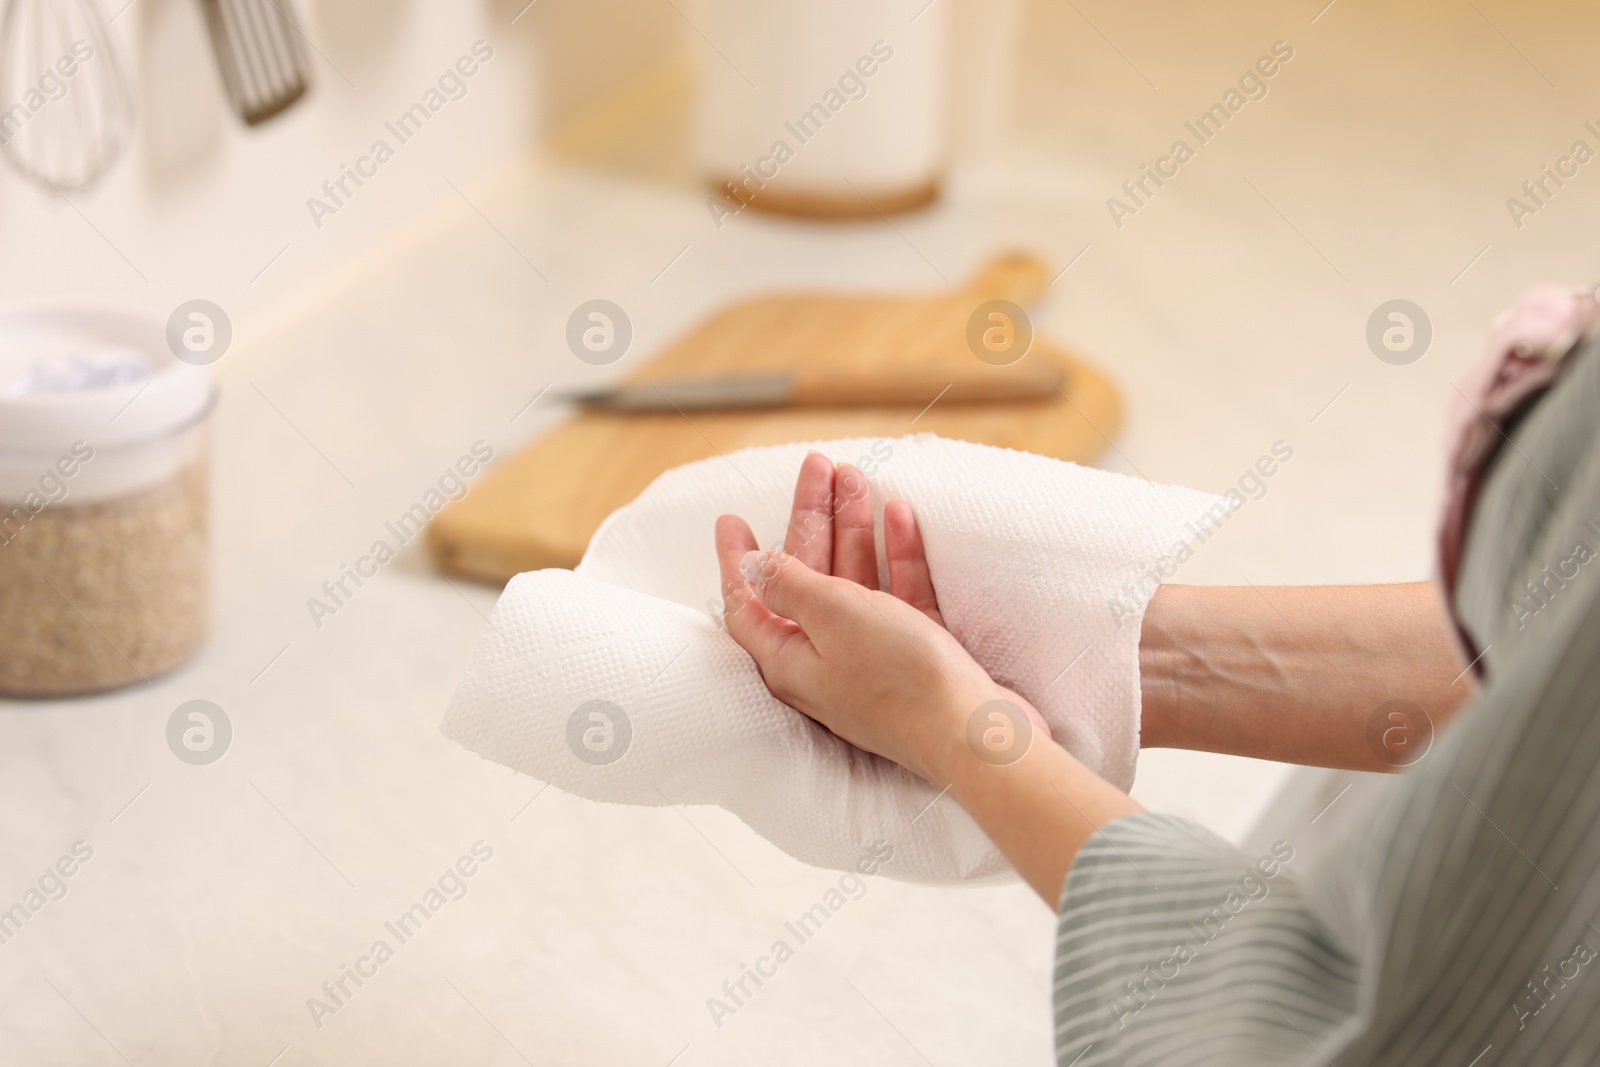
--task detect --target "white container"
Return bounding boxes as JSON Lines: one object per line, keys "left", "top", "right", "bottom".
{"left": 691, "top": 0, "right": 947, "bottom": 219}
{"left": 0, "top": 311, "right": 215, "bottom": 697}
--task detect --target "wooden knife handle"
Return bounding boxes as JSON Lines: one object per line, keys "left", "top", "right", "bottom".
{"left": 791, "top": 367, "right": 1063, "bottom": 407}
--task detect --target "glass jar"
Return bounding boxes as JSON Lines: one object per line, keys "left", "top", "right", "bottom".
{"left": 0, "top": 311, "right": 215, "bottom": 697}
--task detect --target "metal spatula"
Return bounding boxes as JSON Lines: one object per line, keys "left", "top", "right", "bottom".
{"left": 198, "top": 0, "right": 309, "bottom": 125}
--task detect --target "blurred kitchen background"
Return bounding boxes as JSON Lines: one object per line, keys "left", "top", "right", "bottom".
{"left": 3, "top": 0, "right": 1598, "bottom": 1063}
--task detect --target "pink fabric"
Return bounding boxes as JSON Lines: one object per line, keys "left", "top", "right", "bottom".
{"left": 1439, "top": 284, "right": 1600, "bottom": 671}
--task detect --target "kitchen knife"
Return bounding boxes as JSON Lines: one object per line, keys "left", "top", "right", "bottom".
{"left": 561, "top": 367, "right": 1065, "bottom": 412}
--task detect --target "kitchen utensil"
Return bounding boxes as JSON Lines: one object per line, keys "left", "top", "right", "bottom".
{"left": 0, "top": 0, "right": 135, "bottom": 191}
{"left": 561, "top": 365, "right": 1065, "bottom": 412}
{"left": 197, "top": 0, "right": 308, "bottom": 125}
{"left": 427, "top": 253, "right": 1125, "bottom": 583}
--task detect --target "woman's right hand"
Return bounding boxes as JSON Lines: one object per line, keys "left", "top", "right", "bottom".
{"left": 714, "top": 452, "right": 1138, "bottom": 904}
{"left": 713, "top": 453, "right": 1045, "bottom": 785}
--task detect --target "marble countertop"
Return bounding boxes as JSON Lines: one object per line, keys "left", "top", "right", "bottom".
{"left": 5, "top": 1, "right": 1597, "bottom": 1062}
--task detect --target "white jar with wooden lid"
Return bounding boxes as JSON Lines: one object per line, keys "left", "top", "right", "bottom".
{"left": 0, "top": 310, "right": 215, "bottom": 697}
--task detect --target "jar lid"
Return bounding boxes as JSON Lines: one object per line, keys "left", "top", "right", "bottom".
{"left": 0, "top": 310, "right": 214, "bottom": 456}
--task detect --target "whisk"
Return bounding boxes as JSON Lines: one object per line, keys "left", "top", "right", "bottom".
{"left": 0, "top": 0, "right": 135, "bottom": 193}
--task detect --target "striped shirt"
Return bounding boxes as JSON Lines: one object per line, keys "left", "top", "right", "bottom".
{"left": 1054, "top": 336, "right": 1600, "bottom": 1066}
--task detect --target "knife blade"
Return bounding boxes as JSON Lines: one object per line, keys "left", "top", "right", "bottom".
{"left": 560, "top": 367, "right": 1065, "bottom": 412}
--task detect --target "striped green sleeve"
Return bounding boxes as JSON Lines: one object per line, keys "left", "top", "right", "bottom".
{"left": 1053, "top": 812, "right": 1360, "bottom": 1067}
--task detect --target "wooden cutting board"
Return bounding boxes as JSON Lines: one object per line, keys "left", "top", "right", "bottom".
{"left": 428, "top": 253, "right": 1122, "bottom": 584}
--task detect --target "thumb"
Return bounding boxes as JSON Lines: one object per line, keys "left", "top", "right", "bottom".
{"left": 742, "top": 550, "right": 842, "bottom": 630}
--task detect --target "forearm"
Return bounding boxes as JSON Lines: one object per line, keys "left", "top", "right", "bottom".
{"left": 1138, "top": 582, "right": 1471, "bottom": 771}
{"left": 921, "top": 707, "right": 1141, "bottom": 905}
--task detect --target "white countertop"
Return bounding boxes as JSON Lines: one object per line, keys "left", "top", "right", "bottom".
{"left": 5, "top": 2, "right": 1598, "bottom": 1061}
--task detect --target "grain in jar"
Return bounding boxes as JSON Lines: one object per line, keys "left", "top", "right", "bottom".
{"left": 0, "top": 311, "right": 215, "bottom": 697}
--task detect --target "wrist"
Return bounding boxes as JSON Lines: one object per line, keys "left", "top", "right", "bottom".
{"left": 1137, "top": 585, "right": 1192, "bottom": 750}
{"left": 916, "top": 681, "right": 1034, "bottom": 788}
{"left": 932, "top": 702, "right": 1142, "bottom": 903}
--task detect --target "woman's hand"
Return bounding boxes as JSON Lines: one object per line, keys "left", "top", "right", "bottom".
{"left": 713, "top": 452, "right": 1138, "bottom": 905}
{"left": 713, "top": 453, "right": 1041, "bottom": 784}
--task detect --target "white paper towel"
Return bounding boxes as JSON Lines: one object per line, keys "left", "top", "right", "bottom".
{"left": 443, "top": 435, "right": 1223, "bottom": 883}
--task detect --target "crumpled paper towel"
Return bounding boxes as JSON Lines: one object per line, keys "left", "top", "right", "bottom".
{"left": 443, "top": 435, "right": 1222, "bottom": 883}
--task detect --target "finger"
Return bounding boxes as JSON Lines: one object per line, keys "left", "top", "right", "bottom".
{"left": 884, "top": 498, "right": 944, "bottom": 625}
{"left": 743, "top": 549, "right": 846, "bottom": 636}
{"left": 831, "top": 463, "right": 879, "bottom": 589}
{"left": 715, "top": 513, "right": 759, "bottom": 596}
{"left": 784, "top": 451, "right": 835, "bottom": 572}
{"left": 716, "top": 515, "right": 810, "bottom": 664}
